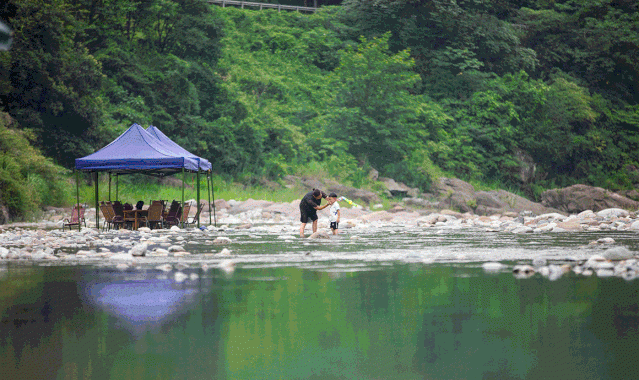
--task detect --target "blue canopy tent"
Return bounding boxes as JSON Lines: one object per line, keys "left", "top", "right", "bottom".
{"left": 146, "top": 126, "right": 216, "bottom": 226}
{"left": 75, "top": 124, "right": 215, "bottom": 229}
{"left": 147, "top": 126, "right": 212, "bottom": 171}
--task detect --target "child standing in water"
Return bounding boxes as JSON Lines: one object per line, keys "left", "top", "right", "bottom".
{"left": 327, "top": 192, "right": 340, "bottom": 235}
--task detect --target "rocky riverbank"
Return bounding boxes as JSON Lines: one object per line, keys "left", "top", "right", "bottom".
{"left": 2, "top": 191, "right": 639, "bottom": 282}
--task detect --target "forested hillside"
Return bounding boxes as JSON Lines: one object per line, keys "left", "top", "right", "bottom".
{"left": 1, "top": 0, "right": 638, "bottom": 219}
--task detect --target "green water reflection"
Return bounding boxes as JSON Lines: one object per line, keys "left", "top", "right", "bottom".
{"left": 1, "top": 264, "right": 638, "bottom": 380}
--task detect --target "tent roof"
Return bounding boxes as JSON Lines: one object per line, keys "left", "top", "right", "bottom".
{"left": 147, "top": 126, "right": 212, "bottom": 171}
{"left": 75, "top": 124, "right": 205, "bottom": 175}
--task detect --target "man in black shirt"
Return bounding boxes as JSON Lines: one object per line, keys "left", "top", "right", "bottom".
{"left": 299, "top": 188, "right": 328, "bottom": 237}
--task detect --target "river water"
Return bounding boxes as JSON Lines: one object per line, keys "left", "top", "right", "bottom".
{"left": 1, "top": 226, "right": 639, "bottom": 379}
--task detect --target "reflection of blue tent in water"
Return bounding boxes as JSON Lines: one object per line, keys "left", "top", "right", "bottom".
{"left": 84, "top": 277, "right": 200, "bottom": 333}
{"left": 74, "top": 124, "right": 216, "bottom": 229}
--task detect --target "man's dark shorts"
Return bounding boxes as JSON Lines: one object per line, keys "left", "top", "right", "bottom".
{"left": 300, "top": 207, "right": 318, "bottom": 223}
{"left": 330, "top": 222, "right": 339, "bottom": 230}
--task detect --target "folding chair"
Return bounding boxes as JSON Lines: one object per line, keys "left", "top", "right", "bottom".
{"left": 62, "top": 204, "right": 86, "bottom": 231}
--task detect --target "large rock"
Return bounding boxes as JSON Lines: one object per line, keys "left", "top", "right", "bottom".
{"left": 513, "top": 148, "right": 537, "bottom": 184}
{"left": 265, "top": 202, "right": 298, "bottom": 216}
{"left": 620, "top": 189, "right": 639, "bottom": 201}
{"left": 368, "top": 168, "right": 379, "bottom": 181}
{"left": 474, "top": 191, "right": 505, "bottom": 209}
{"left": 300, "top": 177, "right": 325, "bottom": 192}
{"left": 431, "top": 177, "right": 476, "bottom": 213}
{"left": 555, "top": 218, "right": 583, "bottom": 231}
{"left": 214, "top": 199, "right": 230, "bottom": 210}
{"left": 542, "top": 184, "right": 639, "bottom": 213}
{"left": 0, "top": 204, "right": 9, "bottom": 225}
{"left": 129, "top": 243, "right": 148, "bottom": 257}
{"left": 230, "top": 198, "right": 273, "bottom": 214}
{"left": 359, "top": 211, "right": 395, "bottom": 223}
{"left": 308, "top": 231, "right": 330, "bottom": 239}
{"left": 602, "top": 247, "right": 634, "bottom": 261}
{"left": 474, "top": 190, "right": 562, "bottom": 216}
{"left": 426, "top": 177, "right": 561, "bottom": 215}
{"left": 325, "top": 184, "right": 380, "bottom": 204}
{"left": 378, "top": 177, "right": 414, "bottom": 197}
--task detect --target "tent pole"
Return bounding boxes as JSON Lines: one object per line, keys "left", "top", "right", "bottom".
{"left": 207, "top": 172, "right": 212, "bottom": 226}
{"left": 75, "top": 169, "right": 81, "bottom": 231}
{"left": 211, "top": 172, "right": 217, "bottom": 227}
{"left": 181, "top": 168, "right": 185, "bottom": 227}
{"left": 196, "top": 170, "right": 201, "bottom": 228}
{"left": 116, "top": 174, "right": 119, "bottom": 201}
{"left": 108, "top": 173, "right": 111, "bottom": 202}
{"left": 94, "top": 172, "right": 99, "bottom": 230}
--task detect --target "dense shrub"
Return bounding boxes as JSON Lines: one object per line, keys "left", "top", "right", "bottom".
{"left": 0, "top": 113, "right": 70, "bottom": 221}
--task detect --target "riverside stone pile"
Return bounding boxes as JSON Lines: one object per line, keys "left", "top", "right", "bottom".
{"left": 2, "top": 200, "right": 639, "bottom": 280}
{"left": 483, "top": 247, "right": 639, "bottom": 281}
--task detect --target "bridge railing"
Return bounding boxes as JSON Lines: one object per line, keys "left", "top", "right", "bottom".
{"left": 206, "top": 0, "right": 317, "bottom": 12}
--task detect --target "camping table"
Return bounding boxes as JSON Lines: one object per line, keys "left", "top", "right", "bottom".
{"left": 123, "top": 210, "right": 148, "bottom": 230}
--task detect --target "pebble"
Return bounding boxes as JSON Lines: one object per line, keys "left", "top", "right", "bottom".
{"left": 603, "top": 246, "right": 634, "bottom": 261}
{"left": 109, "top": 253, "right": 134, "bottom": 261}
{"left": 129, "top": 243, "right": 148, "bottom": 257}
{"left": 174, "top": 272, "right": 188, "bottom": 282}
{"left": 482, "top": 262, "right": 506, "bottom": 272}
{"left": 532, "top": 257, "right": 548, "bottom": 267}
{"left": 175, "top": 263, "right": 189, "bottom": 271}
{"left": 513, "top": 265, "right": 535, "bottom": 275}
{"left": 219, "top": 259, "right": 236, "bottom": 274}
{"left": 308, "top": 231, "right": 330, "bottom": 239}
{"left": 155, "top": 264, "right": 173, "bottom": 272}
{"left": 213, "top": 237, "right": 232, "bottom": 244}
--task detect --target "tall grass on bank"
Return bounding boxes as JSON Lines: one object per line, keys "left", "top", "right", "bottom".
{"left": 75, "top": 174, "right": 301, "bottom": 206}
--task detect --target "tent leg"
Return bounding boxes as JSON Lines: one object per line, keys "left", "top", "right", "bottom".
{"left": 196, "top": 170, "right": 200, "bottom": 228}
{"left": 75, "top": 170, "right": 81, "bottom": 232}
{"left": 207, "top": 172, "right": 212, "bottom": 226}
{"left": 181, "top": 168, "right": 185, "bottom": 228}
{"left": 108, "top": 173, "right": 111, "bottom": 202}
{"left": 95, "top": 172, "right": 99, "bottom": 230}
{"left": 211, "top": 174, "right": 217, "bottom": 227}
{"left": 116, "top": 174, "right": 119, "bottom": 201}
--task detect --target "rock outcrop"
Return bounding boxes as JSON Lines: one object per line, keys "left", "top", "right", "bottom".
{"left": 473, "top": 190, "right": 561, "bottom": 216}
{"left": 430, "top": 177, "right": 476, "bottom": 213}
{"left": 426, "top": 177, "right": 561, "bottom": 216}
{"left": 378, "top": 177, "right": 416, "bottom": 198}
{"left": 284, "top": 176, "right": 381, "bottom": 204}
{"left": 541, "top": 184, "right": 639, "bottom": 213}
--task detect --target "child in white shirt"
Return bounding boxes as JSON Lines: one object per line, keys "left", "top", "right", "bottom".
{"left": 327, "top": 192, "right": 340, "bottom": 235}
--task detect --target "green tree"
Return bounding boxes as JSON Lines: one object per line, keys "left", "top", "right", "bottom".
{"left": 1, "top": 0, "right": 107, "bottom": 166}
{"left": 516, "top": 0, "right": 639, "bottom": 103}
{"left": 325, "top": 32, "right": 449, "bottom": 189}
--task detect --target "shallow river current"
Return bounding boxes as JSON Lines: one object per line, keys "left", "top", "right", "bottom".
{"left": 2, "top": 226, "right": 639, "bottom": 379}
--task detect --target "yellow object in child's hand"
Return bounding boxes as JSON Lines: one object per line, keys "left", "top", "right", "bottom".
{"left": 338, "top": 196, "right": 355, "bottom": 206}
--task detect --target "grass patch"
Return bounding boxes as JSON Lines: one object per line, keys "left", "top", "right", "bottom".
{"left": 74, "top": 174, "right": 302, "bottom": 205}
